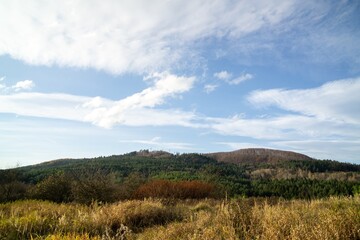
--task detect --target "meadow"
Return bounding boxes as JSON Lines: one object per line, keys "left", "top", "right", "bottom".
{"left": 0, "top": 196, "right": 359, "bottom": 240}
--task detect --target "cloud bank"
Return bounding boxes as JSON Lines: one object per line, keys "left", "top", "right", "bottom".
{"left": 0, "top": 0, "right": 304, "bottom": 74}
{"left": 1, "top": 1, "right": 357, "bottom": 75}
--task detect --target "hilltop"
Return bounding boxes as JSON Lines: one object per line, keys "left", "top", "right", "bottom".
{"left": 207, "top": 148, "right": 313, "bottom": 164}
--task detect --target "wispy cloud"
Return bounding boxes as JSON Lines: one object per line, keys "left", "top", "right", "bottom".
{"left": 0, "top": 76, "right": 359, "bottom": 162}
{"left": 122, "top": 136, "right": 194, "bottom": 150}
{"left": 248, "top": 77, "right": 360, "bottom": 124}
{"left": 0, "top": 72, "right": 198, "bottom": 128}
{"left": 83, "top": 71, "right": 196, "bottom": 128}
{"left": 214, "top": 71, "right": 253, "bottom": 85}
{"left": 0, "top": 79, "right": 35, "bottom": 93}
{"left": 215, "top": 142, "right": 270, "bottom": 150}
{"left": 0, "top": 1, "right": 357, "bottom": 76}
{"left": 210, "top": 114, "right": 360, "bottom": 140}
{"left": 1, "top": 77, "right": 359, "bottom": 136}
{"left": 207, "top": 77, "right": 360, "bottom": 162}
{"left": 0, "top": 92, "right": 89, "bottom": 121}
{"left": 228, "top": 73, "right": 253, "bottom": 85}
{"left": 204, "top": 84, "right": 218, "bottom": 94}
{"left": 0, "top": 76, "right": 5, "bottom": 81}
{"left": 272, "top": 140, "right": 360, "bottom": 161}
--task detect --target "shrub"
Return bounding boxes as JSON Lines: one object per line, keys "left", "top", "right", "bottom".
{"left": 118, "top": 172, "right": 147, "bottom": 200}
{"left": 134, "top": 180, "right": 216, "bottom": 199}
{"left": 0, "top": 169, "right": 28, "bottom": 202}
{"left": 28, "top": 172, "right": 73, "bottom": 203}
{"left": 0, "top": 181, "right": 28, "bottom": 203}
{"left": 70, "top": 169, "right": 121, "bottom": 204}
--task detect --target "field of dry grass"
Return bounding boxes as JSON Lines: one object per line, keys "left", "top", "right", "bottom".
{"left": 0, "top": 196, "right": 359, "bottom": 239}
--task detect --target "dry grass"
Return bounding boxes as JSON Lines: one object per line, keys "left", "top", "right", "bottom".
{"left": 0, "top": 197, "right": 359, "bottom": 239}
{"left": 0, "top": 199, "right": 182, "bottom": 239}
{"left": 232, "top": 197, "right": 360, "bottom": 240}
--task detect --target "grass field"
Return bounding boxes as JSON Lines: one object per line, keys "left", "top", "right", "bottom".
{"left": 0, "top": 196, "right": 359, "bottom": 239}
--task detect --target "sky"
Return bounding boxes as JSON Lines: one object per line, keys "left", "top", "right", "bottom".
{"left": 0, "top": 0, "right": 360, "bottom": 168}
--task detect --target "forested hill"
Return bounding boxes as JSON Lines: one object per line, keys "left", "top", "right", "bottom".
{"left": 1, "top": 149, "right": 360, "bottom": 202}
{"left": 11, "top": 148, "right": 360, "bottom": 178}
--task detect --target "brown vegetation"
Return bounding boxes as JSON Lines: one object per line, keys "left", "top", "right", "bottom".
{"left": 134, "top": 179, "right": 217, "bottom": 199}
{"left": 1, "top": 197, "right": 359, "bottom": 239}
{"left": 207, "top": 148, "right": 313, "bottom": 164}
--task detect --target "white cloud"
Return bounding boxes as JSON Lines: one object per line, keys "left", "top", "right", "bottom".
{"left": 1, "top": 77, "right": 359, "bottom": 138}
{"left": 0, "top": 74, "right": 359, "bottom": 161}
{"left": 0, "top": 92, "right": 199, "bottom": 128}
{"left": 214, "top": 71, "right": 232, "bottom": 80}
{"left": 207, "top": 77, "right": 360, "bottom": 161}
{"left": 0, "top": 76, "right": 5, "bottom": 81}
{"left": 0, "top": 79, "right": 35, "bottom": 94}
{"left": 210, "top": 114, "right": 360, "bottom": 140}
{"left": 204, "top": 84, "right": 218, "bottom": 94}
{"left": 0, "top": 92, "right": 89, "bottom": 121}
{"left": 0, "top": 1, "right": 357, "bottom": 74}
{"left": 12, "top": 80, "right": 35, "bottom": 91}
{"left": 248, "top": 77, "right": 360, "bottom": 124}
{"left": 0, "top": 0, "right": 297, "bottom": 74}
{"left": 210, "top": 78, "right": 360, "bottom": 140}
{"left": 214, "top": 71, "right": 253, "bottom": 85}
{"left": 0, "top": 72, "right": 197, "bottom": 128}
{"left": 85, "top": 107, "right": 199, "bottom": 129}
{"left": 83, "top": 71, "right": 196, "bottom": 128}
{"left": 228, "top": 73, "right": 253, "bottom": 85}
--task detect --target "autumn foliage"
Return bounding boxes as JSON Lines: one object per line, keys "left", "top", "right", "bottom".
{"left": 134, "top": 180, "right": 216, "bottom": 199}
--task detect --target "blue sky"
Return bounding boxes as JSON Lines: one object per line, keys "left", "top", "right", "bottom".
{"left": 0, "top": 0, "right": 360, "bottom": 168}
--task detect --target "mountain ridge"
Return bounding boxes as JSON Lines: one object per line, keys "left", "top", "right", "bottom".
{"left": 2, "top": 148, "right": 359, "bottom": 201}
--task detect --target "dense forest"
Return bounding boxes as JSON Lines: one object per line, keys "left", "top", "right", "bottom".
{"left": 1, "top": 149, "right": 359, "bottom": 203}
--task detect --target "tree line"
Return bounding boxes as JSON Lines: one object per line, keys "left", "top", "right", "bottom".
{"left": 1, "top": 167, "right": 359, "bottom": 204}
{"left": 1, "top": 152, "right": 359, "bottom": 203}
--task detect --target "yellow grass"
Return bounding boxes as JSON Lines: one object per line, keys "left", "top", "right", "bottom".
{"left": 0, "top": 197, "right": 359, "bottom": 239}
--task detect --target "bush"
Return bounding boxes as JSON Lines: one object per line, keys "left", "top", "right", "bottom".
{"left": 70, "top": 169, "right": 120, "bottom": 204}
{"left": 0, "top": 169, "right": 28, "bottom": 202}
{"left": 28, "top": 172, "right": 73, "bottom": 203}
{"left": 134, "top": 180, "right": 216, "bottom": 199}
{"left": 0, "top": 181, "right": 28, "bottom": 202}
{"left": 118, "top": 172, "right": 147, "bottom": 200}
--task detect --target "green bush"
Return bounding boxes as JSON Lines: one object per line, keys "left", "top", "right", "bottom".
{"left": 28, "top": 172, "right": 73, "bottom": 203}
{"left": 0, "top": 181, "right": 28, "bottom": 203}
{"left": 70, "top": 169, "right": 120, "bottom": 204}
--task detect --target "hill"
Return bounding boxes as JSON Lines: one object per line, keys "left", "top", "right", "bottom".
{"left": 1, "top": 148, "right": 359, "bottom": 202}
{"left": 207, "top": 148, "right": 313, "bottom": 164}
